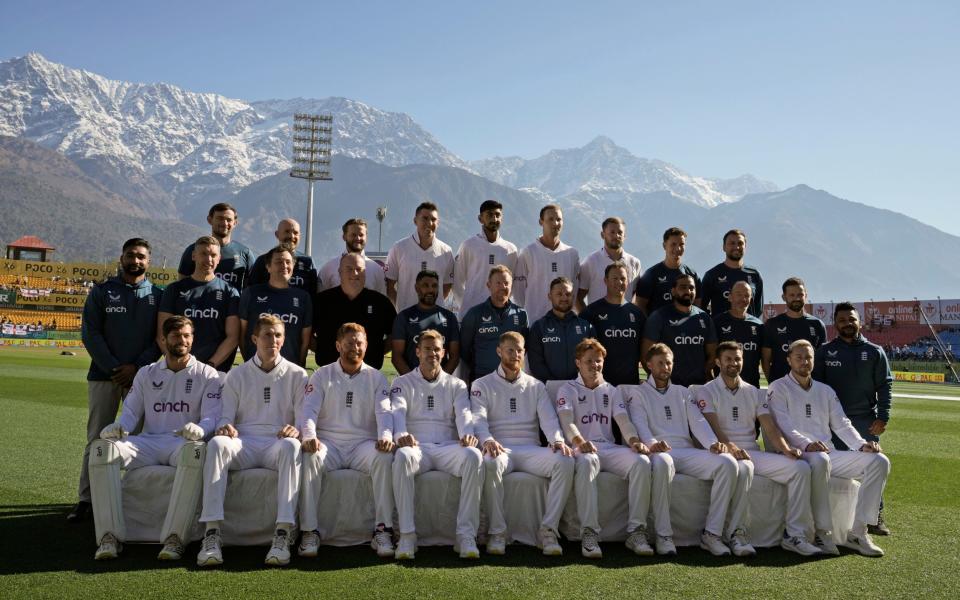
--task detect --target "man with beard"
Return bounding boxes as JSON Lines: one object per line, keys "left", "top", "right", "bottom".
{"left": 318, "top": 218, "right": 387, "bottom": 294}
{"left": 159, "top": 236, "right": 241, "bottom": 372}
{"left": 635, "top": 227, "right": 701, "bottom": 316}
{"left": 453, "top": 199, "right": 519, "bottom": 318}
{"left": 386, "top": 202, "right": 455, "bottom": 310}
{"left": 762, "top": 277, "right": 827, "bottom": 383}
{"left": 391, "top": 270, "right": 460, "bottom": 375}
{"left": 178, "top": 203, "right": 257, "bottom": 289}
{"left": 527, "top": 277, "right": 595, "bottom": 382}
{"left": 642, "top": 274, "right": 717, "bottom": 387}
{"left": 246, "top": 219, "right": 318, "bottom": 293}
{"left": 576, "top": 217, "right": 643, "bottom": 312}
{"left": 699, "top": 229, "right": 764, "bottom": 317}
{"left": 90, "top": 316, "right": 221, "bottom": 561}
{"left": 239, "top": 245, "right": 313, "bottom": 366}
{"left": 813, "top": 302, "right": 894, "bottom": 535}
{"left": 514, "top": 204, "right": 580, "bottom": 323}
{"left": 460, "top": 265, "right": 529, "bottom": 384}
{"left": 70, "top": 238, "right": 164, "bottom": 523}
{"left": 313, "top": 253, "right": 396, "bottom": 369}
{"left": 713, "top": 281, "right": 764, "bottom": 387}
{"left": 581, "top": 262, "right": 647, "bottom": 385}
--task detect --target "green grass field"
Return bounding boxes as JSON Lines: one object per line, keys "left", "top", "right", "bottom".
{"left": 1, "top": 347, "right": 958, "bottom": 599}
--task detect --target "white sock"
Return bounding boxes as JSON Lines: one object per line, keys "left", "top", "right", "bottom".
{"left": 203, "top": 521, "right": 221, "bottom": 533}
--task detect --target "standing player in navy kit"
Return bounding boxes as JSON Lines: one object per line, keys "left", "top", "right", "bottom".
{"left": 245, "top": 219, "right": 318, "bottom": 293}
{"left": 460, "top": 265, "right": 529, "bottom": 384}
{"left": 239, "top": 245, "right": 313, "bottom": 366}
{"left": 581, "top": 262, "right": 646, "bottom": 385}
{"left": 762, "top": 277, "right": 827, "bottom": 383}
{"left": 70, "top": 238, "right": 163, "bottom": 523}
{"left": 699, "top": 229, "right": 764, "bottom": 317}
{"left": 713, "top": 281, "right": 764, "bottom": 387}
{"left": 634, "top": 227, "right": 701, "bottom": 315}
{"left": 642, "top": 274, "right": 717, "bottom": 387}
{"left": 527, "top": 277, "right": 595, "bottom": 382}
{"left": 178, "top": 203, "right": 257, "bottom": 289}
{"left": 391, "top": 270, "right": 461, "bottom": 375}
{"left": 159, "top": 236, "right": 240, "bottom": 372}
{"left": 813, "top": 302, "right": 894, "bottom": 535}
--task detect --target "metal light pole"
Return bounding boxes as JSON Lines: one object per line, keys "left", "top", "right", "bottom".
{"left": 376, "top": 206, "right": 387, "bottom": 253}
{"left": 290, "top": 113, "right": 333, "bottom": 257}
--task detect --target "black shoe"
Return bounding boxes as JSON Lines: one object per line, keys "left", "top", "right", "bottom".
{"left": 868, "top": 510, "right": 891, "bottom": 536}
{"left": 67, "top": 501, "right": 91, "bottom": 523}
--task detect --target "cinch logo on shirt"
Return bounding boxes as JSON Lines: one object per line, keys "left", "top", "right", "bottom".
{"left": 105, "top": 306, "right": 127, "bottom": 313}
{"left": 260, "top": 311, "right": 298, "bottom": 325}
{"left": 218, "top": 272, "right": 239, "bottom": 283}
{"left": 604, "top": 328, "right": 636, "bottom": 338}
{"left": 478, "top": 326, "right": 499, "bottom": 334}
{"left": 674, "top": 335, "right": 705, "bottom": 345}
{"left": 153, "top": 400, "right": 190, "bottom": 413}
{"left": 541, "top": 336, "right": 561, "bottom": 343}
{"left": 741, "top": 341, "right": 758, "bottom": 351}
{"left": 581, "top": 412, "right": 609, "bottom": 425}
{"left": 185, "top": 307, "right": 219, "bottom": 319}
{"left": 290, "top": 275, "right": 304, "bottom": 287}
{"left": 825, "top": 359, "right": 842, "bottom": 367}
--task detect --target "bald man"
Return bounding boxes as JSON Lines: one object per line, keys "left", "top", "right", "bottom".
{"left": 246, "top": 219, "right": 318, "bottom": 293}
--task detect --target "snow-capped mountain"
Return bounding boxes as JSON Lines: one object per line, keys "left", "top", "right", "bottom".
{"left": 0, "top": 53, "right": 470, "bottom": 209}
{"left": 471, "top": 135, "right": 778, "bottom": 207}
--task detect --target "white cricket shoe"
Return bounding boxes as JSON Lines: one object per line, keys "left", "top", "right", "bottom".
{"left": 395, "top": 533, "right": 417, "bottom": 560}
{"left": 197, "top": 529, "right": 223, "bottom": 567}
{"left": 157, "top": 534, "right": 183, "bottom": 561}
{"left": 625, "top": 528, "right": 654, "bottom": 556}
{"left": 780, "top": 535, "right": 822, "bottom": 557}
{"left": 94, "top": 533, "right": 121, "bottom": 560}
{"left": 264, "top": 529, "right": 292, "bottom": 566}
{"left": 814, "top": 530, "right": 840, "bottom": 556}
{"left": 729, "top": 529, "right": 757, "bottom": 557}
{"left": 538, "top": 527, "right": 563, "bottom": 556}
{"left": 655, "top": 535, "right": 677, "bottom": 556}
{"left": 371, "top": 525, "right": 395, "bottom": 558}
{"left": 842, "top": 531, "right": 884, "bottom": 557}
{"left": 298, "top": 530, "right": 320, "bottom": 558}
{"left": 486, "top": 533, "right": 507, "bottom": 555}
{"left": 455, "top": 535, "right": 480, "bottom": 559}
{"left": 581, "top": 528, "right": 602, "bottom": 559}
{"left": 700, "top": 530, "right": 731, "bottom": 557}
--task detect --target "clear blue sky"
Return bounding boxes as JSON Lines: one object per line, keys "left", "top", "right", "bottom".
{"left": 2, "top": 1, "right": 957, "bottom": 234}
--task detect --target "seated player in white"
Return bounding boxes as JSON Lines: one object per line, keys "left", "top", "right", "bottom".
{"left": 90, "top": 315, "right": 221, "bottom": 561}
{"left": 623, "top": 343, "right": 748, "bottom": 557}
{"left": 695, "top": 341, "right": 821, "bottom": 556}
{"left": 556, "top": 338, "right": 655, "bottom": 559}
{"left": 299, "top": 322, "right": 397, "bottom": 559}
{"left": 196, "top": 314, "right": 308, "bottom": 567}
{"left": 471, "top": 331, "right": 574, "bottom": 556}
{"left": 390, "top": 329, "right": 483, "bottom": 560}
{"left": 767, "top": 339, "right": 890, "bottom": 557}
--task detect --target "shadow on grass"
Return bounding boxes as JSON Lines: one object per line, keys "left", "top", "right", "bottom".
{"left": 0, "top": 503, "right": 829, "bottom": 575}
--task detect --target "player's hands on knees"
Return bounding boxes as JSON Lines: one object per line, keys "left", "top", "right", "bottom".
{"left": 628, "top": 438, "right": 650, "bottom": 454}
{"left": 217, "top": 424, "right": 239, "bottom": 438}
{"left": 177, "top": 422, "right": 204, "bottom": 441}
{"left": 301, "top": 438, "right": 323, "bottom": 453}
{"left": 868, "top": 419, "right": 887, "bottom": 435}
{"left": 783, "top": 447, "right": 802, "bottom": 460}
{"left": 576, "top": 439, "right": 597, "bottom": 454}
{"left": 396, "top": 434, "right": 418, "bottom": 448}
{"left": 482, "top": 439, "right": 505, "bottom": 458}
{"left": 860, "top": 441, "right": 882, "bottom": 453}
{"left": 376, "top": 438, "right": 396, "bottom": 453}
{"left": 729, "top": 444, "right": 751, "bottom": 460}
{"left": 709, "top": 442, "right": 729, "bottom": 454}
{"left": 460, "top": 434, "right": 479, "bottom": 448}
{"left": 805, "top": 441, "right": 829, "bottom": 453}
{"left": 278, "top": 424, "right": 300, "bottom": 439}
{"left": 552, "top": 441, "right": 574, "bottom": 457}
{"left": 99, "top": 422, "right": 126, "bottom": 440}
{"left": 650, "top": 440, "right": 671, "bottom": 453}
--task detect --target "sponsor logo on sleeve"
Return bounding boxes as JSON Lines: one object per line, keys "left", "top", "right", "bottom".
{"left": 471, "top": 390, "right": 481, "bottom": 397}
{"left": 391, "top": 387, "right": 401, "bottom": 394}
{"left": 305, "top": 383, "right": 314, "bottom": 393}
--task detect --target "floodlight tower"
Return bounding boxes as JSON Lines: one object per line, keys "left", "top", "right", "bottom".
{"left": 290, "top": 113, "right": 333, "bottom": 257}
{"left": 376, "top": 206, "right": 387, "bottom": 253}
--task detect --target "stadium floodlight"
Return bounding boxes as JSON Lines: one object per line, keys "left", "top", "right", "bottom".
{"left": 376, "top": 206, "right": 387, "bottom": 253}
{"left": 290, "top": 113, "right": 333, "bottom": 257}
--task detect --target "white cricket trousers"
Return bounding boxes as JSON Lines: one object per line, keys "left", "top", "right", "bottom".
{"left": 574, "top": 444, "right": 651, "bottom": 534}
{"left": 802, "top": 450, "right": 890, "bottom": 532}
{"left": 748, "top": 450, "right": 814, "bottom": 539}
{"left": 651, "top": 448, "right": 748, "bottom": 538}
{"left": 79, "top": 381, "right": 125, "bottom": 502}
{"left": 89, "top": 434, "right": 204, "bottom": 544}
{"left": 393, "top": 443, "right": 484, "bottom": 537}
{"left": 300, "top": 439, "right": 395, "bottom": 532}
{"left": 200, "top": 435, "right": 301, "bottom": 526}
{"left": 483, "top": 445, "right": 574, "bottom": 536}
